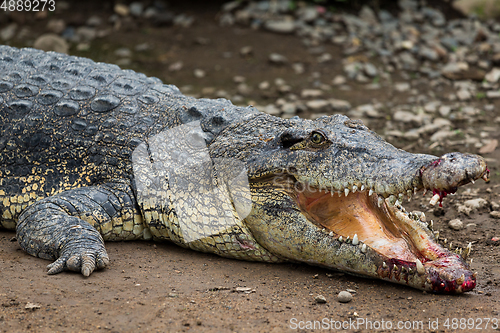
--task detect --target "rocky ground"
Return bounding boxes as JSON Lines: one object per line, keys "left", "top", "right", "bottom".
{"left": 0, "top": 0, "right": 500, "bottom": 332}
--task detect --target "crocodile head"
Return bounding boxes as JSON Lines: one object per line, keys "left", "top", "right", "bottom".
{"left": 210, "top": 113, "right": 488, "bottom": 294}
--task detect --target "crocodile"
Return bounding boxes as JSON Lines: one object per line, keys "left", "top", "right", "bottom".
{"left": 0, "top": 46, "right": 489, "bottom": 294}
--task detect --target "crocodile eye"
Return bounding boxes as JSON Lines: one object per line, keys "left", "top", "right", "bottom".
{"left": 311, "top": 131, "right": 326, "bottom": 144}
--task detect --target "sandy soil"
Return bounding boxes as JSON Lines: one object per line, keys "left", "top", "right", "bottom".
{"left": 1, "top": 1, "right": 499, "bottom": 332}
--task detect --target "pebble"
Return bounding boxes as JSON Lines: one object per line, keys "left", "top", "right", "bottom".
{"left": 301, "top": 89, "right": 323, "bottom": 98}
{"left": 129, "top": 2, "right": 144, "bottom": 17}
{"left": 456, "top": 89, "right": 471, "bottom": 101}
{"left": 306, "top": 100, "right": 330, "bottom": 112}
{"left": 269, "top": 53, "right": 288, "bottom": 65}
{"left": 194, "top": 69, "right": 206, "bottom": 78}
{"left": 292, "top": 63, "right": 305, "bottom": 74}
{"left": 485, "top": 68, "right": 500, "bottom": 83}
{"left": 46, "top": 19, "right": 66, "bottom": 34}
{"left": 0, "top": 23, "right": 17, "bottom": 41}
{"left": 264, "top": 20, "right": 295, "bottom": 34}
{"left": 314, "top": 295, "right": 327, "bottom": 304}
{"left": 33, "top": 34, "right": 69, "bottom": 54}
{"left": 364, "top": 63, "right": 378, "bottom": 77}
{"left": 240, "top": 46, "right": 253, "bottom": 56}
{"left": 114, "top": 47, "right": 132, "bottom": 58}
{"left": 114, "top": 3, "right": 130, "bottom": 16}
{"left": 169, "top": 61, "right": 183, "bottom": 72}
{"left": 329, "top": 99, "right": 351, "bottom": 111}
{"left": 394, "top": 82, "right": 410, "bottom": 92}
{"left": 489, "top": 211, "right": 500, "bottom": 219}
{"left": 448, "top": 219, "right": 464, "bottom": 231}
{"left": 486, "top": 91, "right": 500, "bottom": 99}
{"left": 337, "top": 291, "right": 353, "bottom": 303}
{"left": 332, "top": 75, "right": 347, "bottom": 85}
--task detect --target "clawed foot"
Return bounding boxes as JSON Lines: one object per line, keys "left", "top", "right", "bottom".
{"left": 47, "top": 249, "right": 109, "bottom": 276}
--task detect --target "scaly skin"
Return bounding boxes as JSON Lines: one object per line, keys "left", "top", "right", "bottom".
{"left": 0, "top": 46, "right": 488, "bottom": 293}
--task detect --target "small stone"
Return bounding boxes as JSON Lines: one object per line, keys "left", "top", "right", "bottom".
{"left": 448, "top": 219, "right": 463, "bottom": 231}
{"left": 86, "top": 15, "right": 102, "bottom": 27}
{"left": 485, "top": 68, "right": 500, "bottom": 83}
{"left": 424, "top": 101, "right": 441, "bottom": 113}
{"left": 364, "top": 63, "right": 378, "bottom": 77}
{"left": 489, "top": 211, "right": 500, "bottom": 219}
{"left": 264, "top": 20, "right": 295, "bottom": 34}
{"left": 430, "top": 129, "right": 456, "bottom": 142}
{"left": 301, "top": 89, "right": 323, "bottom": 98}
{"left": 76, "top": 27, "right": 96, "bottom": 42}
{"left": 194, "top": 69, "right": 206, "bottom": 78}
{"left": 169, "top": 61, "right": 183, "bottom": 72}
{"left": 258, "top": 81, "right": 270, "bottom": 90}
{"left": 114, "top": 47, "right": 132, "bottom": 58}
{"left": 240, "top": 46, "right": 253, "bottom": 56}
{"left": 292, "top": 63, "right": 305, "bottom": 74}
{"left": 269, "top": 53, "right": 288, "bottom": 65}
{"left": 46, "top": 19, "right": 66, "bottom": 34}
{"left": 33, "top": 34, "right": 69, "bottom": 54}
{"left": 329, "top": 99, "right": 351, "bottom": 111}
{"left": 486, "top": 90, "right": 500, "bottom": 99}
{"left": 317, "top": 53, "right": 332, "bottom": 63}
{"left": 129, "top": 2, "right": 143, "bottom": 17}
{"left": 338, "top": 291, "right": 353, "bottom": 303}
{"left": 314, "top": 295, "right": 327, "bottom": 304}
{"left": 25, "top": 302, "right": 41, "bottom": 310}
{"left": 1, "top": 23, "right": 17, "bottom": 41}
{"left": 332, "top": 75, "right": 347, "bottom": 85}
{"left": 438, "top": 105, "right": 451, "bottom": 117}
{"left": 114, "top": 3, "right": 130, "bottom": 16}
{"left": 394, "top": 82, "right": 410, "bottom": 92}
{"left": 456, "top": 89, "right": 471, "bottom": 101}
{"left": 306, "top": 100, "right": 329, "bottom": 112}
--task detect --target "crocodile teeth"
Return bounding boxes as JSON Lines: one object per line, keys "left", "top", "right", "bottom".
{"left": 360, "top": 243, "right": 366, "bottom": 253}
{"left": 423, "top": 189, "right": 428, "bottom": 196}
{"left": 420, "top": 212, "right": 426, "bottom": 222}
{"left": 329, "top": 231, "right": 333, "bottom": 237}
{"left": 368, "top": 189, "right": 374, "bottom": 196}
{"left": 408, "top": 267, "right": 413, "bottom": 274}
{"left": 470, "top": 178, "right": 475, "bottom": 184}
{"left": 407, "top": 189, "right": 412, "bottom": 199}
{"left": 434, "top": 231, "right": 440, "bottom": 239}
{"left": 377, "top": 196, "right": 384, "bottom": 207}
{"left": 382, "top": 262, "right": 387, "bottom": 268}
{"left": 472, "top": 271, "right": 477, "bottom": 278}
{"left": 352, "top": 185, "right": 358, "bottom": 193}
{"left": 414, "top": 187, "right": 417, "bottom": 195}
{"left": 401, "top": 266, "right": 407, "bottom": 273}
{"left": 388, "top": 195, "right": 396, "bottom": 205}
{"left": 352, "top": 234, "right": 359, "bottom": 245}
{"left": 456, "top": 274, "right": 465, "bottom": 285}
{"left": 346, "top": 236, "right": 350, "bottom": 243}
{"left": 345, "top": 188, "right": 350, "bottom": 197}
{"left": 360, "top": 185, "right": 365, "bottom": 191}
{"left": 338, "top": 236, "right": 343, "bottom": 242}
{"left": 448, "top": 242, "right": 453, "bottom": 250}
{"left": 415, "top": 259, "right": 425, "bottom": 275}
{"left": 392, "top": 265, "right": 398, "bottom": 272}
{"left": 463, "top": 242, "right": 472, "bottom": 258}
{"left": 429, "top": 193, "right": 441, "bottom": 206}
{"left": 482, "top": 173, "right": 488, "bottom": 181}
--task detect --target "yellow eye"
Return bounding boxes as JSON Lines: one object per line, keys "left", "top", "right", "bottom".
{"left": 311, "top": 131, "right": 326, "bottom": 144}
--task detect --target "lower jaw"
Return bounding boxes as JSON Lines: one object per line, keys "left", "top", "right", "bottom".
{"left": 297, "top": 188, "right": 476, "bottom": 293}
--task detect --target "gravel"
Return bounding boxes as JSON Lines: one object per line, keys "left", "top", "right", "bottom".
{"left": 337, "top": 291, "right": 353, "bottom": 303}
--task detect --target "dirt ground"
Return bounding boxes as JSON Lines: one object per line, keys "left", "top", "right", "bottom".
{"left": 1, "top": 1, "right": 500, "bottom": 332}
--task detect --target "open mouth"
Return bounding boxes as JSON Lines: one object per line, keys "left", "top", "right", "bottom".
{"left": 296, "top": 185, "right": 477, "bottom": 293}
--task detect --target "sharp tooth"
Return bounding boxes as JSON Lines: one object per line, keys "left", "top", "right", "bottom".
{"left": 429, "top": 220, "right": 434, "bottom": 230}
{"left": 449, "top": 242, "right": 453, "bottom": 250}
{"left": 338, "top": 191, "right": 342, "bottom": 197}
{"left": 429, "top": 193, "right": 440, "bottom": 206}
{"left": 407, "top": 189, "right": 412, "bottom": 199}
{"left": 423, "top": 189, "right": 427, "bottom": 196}
{"left": 393, "top": 265, "right": 398, "bottom": 272}
{"left": 369, "top": 189, "right": 373, "bottom": 196}
{"left": 345, "top": 188, "right": 350, "bottom": 196}
{"left": 414, "top": 187, "right": 417, "bottom": 195}
{"left": 456, "top": 274, "right": 465, "bottom": 285}
{"left": 472, "top": 271, "right": 477, "bottom": 278}
{"left": 434, "top": 231, "right": 440, "bottom": 240}
{"left": 331, "top": 191, "right": 334, "bottom": 197}
{"left": 361, "top": 185, "right": 365, "bottom": 191}
{"left": 470, "top": 178, "right": 475, "bottom": 184}
{"left": 401, "top": 266, "right": 407, "bottom": 273}
{"left": 322, "top": 228, "right": 325, "bottom": 232}
{"left": 388, "top": 195, "right": 396, "bottom": 205}
{"left": 458, "top": 248, "right": 462, "bottom": 255}
{"left": 361, "top": 243, "right": 366, "bottom": 253}
{"left": 352, "top": 185, "right": 358, "bottom": 193}
{"left": 482, "top": 174, "right": 488, "bottom": 181}
{"left": 382, "top": 262, "right": 387, "bottom": 268}
{"left": 420, "top": 212, "right": 426, "bottom": 222}
{"left": 444, "top": 238, "right": 447, "bottom": 244}
{"left": 346, "top": 236, "right": 350, "bottom": 243}
{"left": 329, "top": 231, "right": 333, "bottom": 237}
{"left": 398, "top": 193, "right": 404, "bottom": 202}
{"left": 415, "top": 259, "right": 425, "bottom": 275}
{"left": 463, "top": 242, "right": 472, "bottom": 258}
{"left": 338, "top": 236, "right": 343, "bottom": 242}
{"left": 378, "top": 196, "right": 384, "bottom": 207}
{"left": 408, "top": 267, "right": 413, "bottom": 274}
{"left": 352, "top": 234, "right": 359, "bottom": 245}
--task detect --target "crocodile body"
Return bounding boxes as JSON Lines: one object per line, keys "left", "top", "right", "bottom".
{"left": 0, "top": 46, "right": 488, "bottom": 293}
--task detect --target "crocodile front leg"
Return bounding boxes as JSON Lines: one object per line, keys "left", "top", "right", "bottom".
{"left": 16, "top": 181, "right": 147, "bottom": 276}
